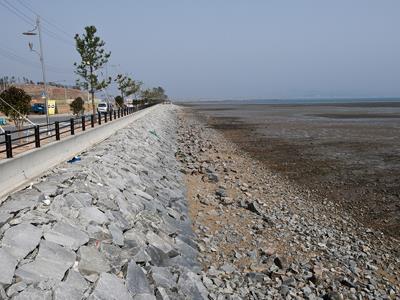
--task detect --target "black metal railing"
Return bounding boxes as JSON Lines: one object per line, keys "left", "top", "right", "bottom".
{"left": 0, "top": 104, "right": 154, "bottom": 159}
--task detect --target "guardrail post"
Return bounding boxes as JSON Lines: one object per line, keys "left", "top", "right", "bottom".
{"left": 5, "top": 130, "right": 12, "bottom": 158}
{"left": 98, "top": 112, "right": 101, "bottom": 125}
{"left": 55, "top": 121, "right": 60, "bottom": 140}
{"left": 104, "top": 112, "right": 107, "bottom": 123}
{"left": 34, "top": 125, "right": 40, "bottom": 148}
{"left": 109, "top": 110, "right": 112, "bottom": 121}
{"left": 70, "top": 118, "right": 75, "bottom": 135}
{"left": 114, "top": 110, "right": 116, "bottom": 120}
{"left": 82, "top": 116, "right": 86, "bottom": 131}
{"left": 91, "top": 115, "right": 94, "bottom": 128}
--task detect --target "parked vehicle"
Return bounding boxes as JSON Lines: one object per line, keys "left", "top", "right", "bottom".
{"left": 31, "top": 103, "right": 46, "bottom": 114}
{"left": 97, "top": 102, "right": 113, "bottom": 114}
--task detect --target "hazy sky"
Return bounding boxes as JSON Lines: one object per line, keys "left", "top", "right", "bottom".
{"left": 0, "top": 1, "right": 399, "bottom": 100}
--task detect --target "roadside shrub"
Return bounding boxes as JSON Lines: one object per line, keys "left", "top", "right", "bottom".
{"left": 70, "top": 97, "right": 85, "bottom": 116}
{"left": 0, "top": 86, "right": 31, "bottom": 130}
{"left": 115, "top": 95, "right": 124, "bottom": 108}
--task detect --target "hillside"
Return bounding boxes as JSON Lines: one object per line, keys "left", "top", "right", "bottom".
{"left": 14, "top": 84, "right": 88, "bottom": 102}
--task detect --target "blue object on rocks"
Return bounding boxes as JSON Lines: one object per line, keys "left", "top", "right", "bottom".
{"left": 67, "top": 156, "right": 81, "bottom": 163}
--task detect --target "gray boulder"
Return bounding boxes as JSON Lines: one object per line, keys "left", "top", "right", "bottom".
{"left": 15, "top": 240, "right": 76, "bottom": 283}
{"left": 78, "top": 246, "right": 111, "bottom": 276}
{"left": 126, "top": 261, "right": 152, "bottom": 296}
{"left": 109, "top": 223, "right": 124, "bottom": 246}
{"left": 53, "top": 270, "right": 89, "bottom": 300}
{"left": 79, "top": 207, "right": 108, "bottom": 225}
{"left": 2, "top": 223, "right": 42, "bottom": 261}
{"left": 44, "top": 222, "right": 89, "bottom": 250}
{"left": 89, "top": 273, "right": 132, "bottom": 300}
{"left": 0, "top": 248, "right": 17, "bottom": 284}
{"left": 12, "top": 286, "right": 52, "bottom": 300}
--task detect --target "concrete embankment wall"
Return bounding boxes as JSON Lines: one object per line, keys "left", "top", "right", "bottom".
{"left": 0, "top": 105, "right": 158, "bottom": 201}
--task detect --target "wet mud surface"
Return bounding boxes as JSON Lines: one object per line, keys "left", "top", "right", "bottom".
{"left": 181, "top": 101, "right": 400, "bottom": 238}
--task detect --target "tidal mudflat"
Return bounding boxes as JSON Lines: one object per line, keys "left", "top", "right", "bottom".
{"left": 183, "top": 100, "right": 400, "bottom": 238}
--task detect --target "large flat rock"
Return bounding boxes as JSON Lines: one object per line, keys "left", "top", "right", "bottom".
{"left": 126, "top": 261, "right": 152, "bottom": 296}
{"left": 78, "top": 246, "right": 111, "bottom": 275}
{"left": 89, "top": 273, "right": 132, "bottom": 300}
{"left": 2, "top": 223, "right": 42, "bottom": 261}
{"left": 44, "top": 222, "right": 89, "bottom": 250}
{"left": 0, "top": 248, "right": 17, "bottom": 284}
{"left": 108, "top": 223, "right": 124, "bottom": 246}
{"left": 53, "top": 270, "right": 89, "bottom": 300}
{"left": 12, "top": 287, "right": 52, "bottom": 300}
{"left": 79, "top": 207, "right": 108, "bottom": 225}
{"left": 0, "top": 212, "right": 12, "bottom": 226}
{"left": 15, "top": 240, "right": 76, "bottom": 283}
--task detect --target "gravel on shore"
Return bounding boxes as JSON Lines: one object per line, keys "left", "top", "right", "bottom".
{"left": 177, "top": 108, "right": 400, "bottom": 300}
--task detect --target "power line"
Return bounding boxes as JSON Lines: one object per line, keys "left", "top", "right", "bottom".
{"left": 0, "top": 0, "right": 75, "bottom": 47}
{"left": 0, "top": 46, "right": 73, "bottom": 75}
{"left": 16, "top": 0, "right": 73, "bottom": 39}
{"left": 12, "top": 0, "right": 75, "bottom": 46}
{"left": 0, "top": 0, "right": 35, "bottom": 26}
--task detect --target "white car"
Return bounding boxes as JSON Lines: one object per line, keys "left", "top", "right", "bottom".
{"left": 97, "top": 102, "right": 113, "bottom": 114}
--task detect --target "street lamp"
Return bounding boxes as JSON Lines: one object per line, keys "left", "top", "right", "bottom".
{"left": 23, "top": 16, "right": 49, "bottom": 131}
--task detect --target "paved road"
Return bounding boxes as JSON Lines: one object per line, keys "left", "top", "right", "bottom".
{"left": 1, "top": 113, "right": 78, "bottom": 132}
{"left": 0, "top": 114, "right": 77, "bottom": 144}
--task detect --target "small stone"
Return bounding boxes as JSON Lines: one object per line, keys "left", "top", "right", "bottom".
{"left": 324, "top": 291, "right": 343, "bottom": 300}
{"left": 247, "top": 202, "right": 263, "bottom": 215}
{"left": 280, "top": 285, "right": 290, "bottom": 297}
{"left": 302, "top": 286, "right": 312, "bottom": 296}
{"left": 215, "top": 188, "right": 227, "bottom": 198}
{"left": 207, "top": 173, "right": 219, "bottom": 183}
{"left": 274, "top": 256, "right": 287, "bottom": 270}
{"left": 220, "top": 263, "right": 236, "bottom": 274}
{"left": 282, "top": 277, "right": 296, "bottom": 287}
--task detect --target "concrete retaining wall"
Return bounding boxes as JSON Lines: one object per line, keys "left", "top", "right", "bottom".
{"left": 0, "top": 105, "right": 159, "bottom": 201}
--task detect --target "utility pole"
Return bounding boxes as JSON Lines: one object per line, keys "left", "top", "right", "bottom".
{"left": 23, "top": 15, "right": 49, "bottom": 131}
{"left": 37, "top": 16, "right": 49, "bottom": 130}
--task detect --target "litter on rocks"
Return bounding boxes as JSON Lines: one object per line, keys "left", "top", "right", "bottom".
{"left": 67, "top": 156, "right": 81, "bottom": 163}
{"left": 149, "top": 129, "right": 160, "bottom": 139}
